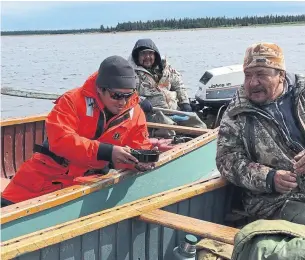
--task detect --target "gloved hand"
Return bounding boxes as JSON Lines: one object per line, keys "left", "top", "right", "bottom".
{"left": 140, "top": 98, "right": 153, "bottom": 113}
{"left": 180, "top": 103, "right": 192, "bottom": 112}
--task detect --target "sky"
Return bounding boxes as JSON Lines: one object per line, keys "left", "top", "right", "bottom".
{"left": 1, "top": 1, "right": 305, "bottom": 31}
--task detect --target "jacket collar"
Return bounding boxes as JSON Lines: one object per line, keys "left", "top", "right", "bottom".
{"left": 81, "top": 72, "right": 140, "bottom": 113}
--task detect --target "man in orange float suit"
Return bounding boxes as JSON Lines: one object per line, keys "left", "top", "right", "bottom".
{"left": 1, "top": 55, "right": 154, "bottom": 205}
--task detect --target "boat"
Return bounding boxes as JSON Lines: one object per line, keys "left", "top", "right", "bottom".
{"left": 0, "top": 114, "right": 227, "bottom": 228}
{"left": 0, "top": 65, "right": 246, "bottom": 259}
{"left": 0, "top": 113, "right": 248, "bottom": 260}
{"left": 1, "top": 177, "right": 240, "bottom": 260}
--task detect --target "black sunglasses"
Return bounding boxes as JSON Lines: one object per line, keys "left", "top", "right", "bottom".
{"left": 105, "top": 88, "right": 135, "bottom": 100}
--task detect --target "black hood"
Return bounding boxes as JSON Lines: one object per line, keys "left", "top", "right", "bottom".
{"left": 131, "top": 39, "right": 162, "bottom": 69}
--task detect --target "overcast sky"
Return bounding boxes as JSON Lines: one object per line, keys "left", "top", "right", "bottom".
{"left": 1, "top": 1, "right": 305, "bottom": 31}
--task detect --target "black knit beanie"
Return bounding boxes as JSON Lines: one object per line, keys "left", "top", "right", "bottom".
{"left": 96, "top": 55, "right": 136, "bottom": 89}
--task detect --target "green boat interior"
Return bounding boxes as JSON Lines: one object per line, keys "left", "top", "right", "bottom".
{"left": 0, "top": 114, "right": 249, "bottom": 260}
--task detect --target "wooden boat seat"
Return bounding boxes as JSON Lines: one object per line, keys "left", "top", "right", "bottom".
{"left": 138, "top": 209, "right": 239, "bottom": 245}
{"left": 147, "top": 122, "right": 213, "bottom": 136}
{"left": 1, "top": 177, "right": 11, "bottom": 192}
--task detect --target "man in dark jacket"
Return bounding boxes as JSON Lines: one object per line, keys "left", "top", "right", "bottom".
{"left": 216, "top": 42, "right": 305, "bottom": 223}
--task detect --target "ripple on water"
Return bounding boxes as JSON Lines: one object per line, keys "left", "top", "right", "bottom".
{"left": 1, "top": 25, "right": 305, "bottom": 118}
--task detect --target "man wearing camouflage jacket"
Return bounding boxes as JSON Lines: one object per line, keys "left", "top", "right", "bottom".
{"left": 129, "top": 38, "right": 191, "bottom": 112}
{"left": 129, "top": 39, "right": 206, "bottom": 137}
{"left": 216, "top": 42, "right": 305, "bottom": 223}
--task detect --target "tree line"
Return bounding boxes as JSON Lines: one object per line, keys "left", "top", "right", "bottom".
{"left": 103, "top": 14, "right": 305, "bottom": 32}
{"left": 2, "top": 14, "right": 305, "bottom": 36}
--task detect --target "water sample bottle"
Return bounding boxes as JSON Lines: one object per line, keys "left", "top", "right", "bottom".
{"left": 173, "top": 234, "right": 198, "bottom": 260}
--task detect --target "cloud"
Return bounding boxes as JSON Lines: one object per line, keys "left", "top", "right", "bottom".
{"left": 1, "top": 1, "right": 66, "bottom": 16}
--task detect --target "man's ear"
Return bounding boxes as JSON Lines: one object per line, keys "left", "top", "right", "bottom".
{"left": 279, "top": 70, "right": 286, "bottom": 83}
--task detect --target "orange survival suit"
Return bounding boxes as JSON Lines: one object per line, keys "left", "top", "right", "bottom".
{"left": 2, "top": 72, "right": 152, "bottom": 203}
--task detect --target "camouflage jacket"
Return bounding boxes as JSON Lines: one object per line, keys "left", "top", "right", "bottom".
{"left": 216, "top": 73, "right": 305, "bottom": 219}
{"left": 232, "top": 219, "right": 305, "bottom": 260}
{"left": 129, "top": 57, "right": 190, "bottom": 110}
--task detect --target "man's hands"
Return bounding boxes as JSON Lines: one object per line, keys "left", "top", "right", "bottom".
{"left": 112, "top": 146, "right": 157, "bottom": 172}
{"left": 272, "top": 150, "right": 305, "bottom": 194}
{"left": 274, "top": 170, "right": 298, "bottom": 194}
{"left": 294, "top": 150, "right": 305, "bottom": 175}
{"left": 112, "top": 146, "right": 139, "bottom": 165}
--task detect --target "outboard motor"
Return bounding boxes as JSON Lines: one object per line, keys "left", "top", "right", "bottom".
{"left": 194, "top": 64, "right": 244, "bottom": 128}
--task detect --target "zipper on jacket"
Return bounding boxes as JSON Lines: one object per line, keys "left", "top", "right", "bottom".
{"left": 104, "top": 109, "right": 131, "bottom": 131}
{"left": 275, "top": 102, "right": 304, "bottom": 152}
{"left": 245, "top": 109, "right": 302, "bottom": 155}
{"left": 294, "top": 88, "right": 305, "bottom": 138}
{"left": 92, "top": 97, "right": 133, "bottom": 136}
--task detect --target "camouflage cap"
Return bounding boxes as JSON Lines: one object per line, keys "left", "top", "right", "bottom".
{"left": 243, "top": 42, "right": 286, "bottom": 71}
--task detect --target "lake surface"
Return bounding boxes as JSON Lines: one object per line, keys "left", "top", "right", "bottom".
{"left": 1, "top": 25, "right": 305, "bottom": 119}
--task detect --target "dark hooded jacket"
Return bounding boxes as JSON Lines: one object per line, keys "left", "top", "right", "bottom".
{"left": 132, "top": 38, "right": 162, "bottom": 69}
{"left": 129, "top": 39, "right": 190, "bottom": 110}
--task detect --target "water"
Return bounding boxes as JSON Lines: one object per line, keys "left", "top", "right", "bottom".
{"left": 1, "top": 25, "right": 305, "bottom": 119}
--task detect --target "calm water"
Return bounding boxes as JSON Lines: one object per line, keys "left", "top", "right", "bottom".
{"left": 1, "top": 25, "right": 305, "bottom": 119}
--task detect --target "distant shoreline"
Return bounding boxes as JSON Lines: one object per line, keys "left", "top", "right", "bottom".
{"left": 2, "top": 22, "right": 305, "bottom": 37}
{"left": 115, "top": 22, "right": 305, "bottom": 34}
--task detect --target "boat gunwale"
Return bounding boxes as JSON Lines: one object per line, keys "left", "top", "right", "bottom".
{"left": 1, "top": 122, "right": 219, "bottom": 224}
{"left": 0, "top": 114, "right": 49, "bottom": 127}
{"left": 1, "top": 114, "right": 213, "bottom": 135}
{"left": 1, "top": 176, "right": 228, "bottom": 260}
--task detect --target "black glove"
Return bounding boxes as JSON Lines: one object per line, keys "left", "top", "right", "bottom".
{"left": 180, "top": 103, "right": 192, "bottom": 112}
{"left": 140, "top": 98, "right": 153, "bottom": 113}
